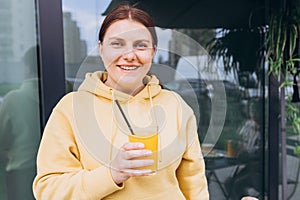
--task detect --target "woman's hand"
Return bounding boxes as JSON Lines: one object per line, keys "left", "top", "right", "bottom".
{"left": 110, "top": 142, "right": 154, "bottom": 185}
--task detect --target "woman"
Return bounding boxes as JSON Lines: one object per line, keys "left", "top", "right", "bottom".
{"left": 33, "top": 4, "right": 209, "bottom": 199}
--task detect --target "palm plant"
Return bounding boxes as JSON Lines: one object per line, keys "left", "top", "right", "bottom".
{"left": 207, "top": 28, "right": 264, "bottom": 75}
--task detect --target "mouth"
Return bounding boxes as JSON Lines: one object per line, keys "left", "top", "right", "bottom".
{"left": 117, "top": 65, "right": 140, "bottom": 71}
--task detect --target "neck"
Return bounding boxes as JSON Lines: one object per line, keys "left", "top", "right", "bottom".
{"left": 104, "top": 80, "right": 145, "bottom": 96}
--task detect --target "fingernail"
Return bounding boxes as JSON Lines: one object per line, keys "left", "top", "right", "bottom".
{"left": 144, "top": 150, "right": 152, "bottom": 156}
{"left": 148, "top": 159, "right": 154, "bottom": 164}
{"left": 137, "top": 143, "right": 144, "bottom": 148}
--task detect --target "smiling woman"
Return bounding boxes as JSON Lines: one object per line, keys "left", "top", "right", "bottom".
{"left": 32, "top": 4, "right": 209, "bottom": 200}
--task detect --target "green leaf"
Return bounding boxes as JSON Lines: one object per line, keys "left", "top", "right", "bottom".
{"left": 294, "top": 145, "right": 300, "bottom": 154}
{"left": 279, "top": 80, "right": 293, "bottom": 88}
{"left": 289, "top": 25, "right": 298, "bottom": 58}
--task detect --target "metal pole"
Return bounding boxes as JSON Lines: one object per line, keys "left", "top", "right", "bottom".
{"left": 36, "top": 0, "right": 66, "bottom": 127}
{"left": 269, "top": 73, "right": 280, "bottom": 200}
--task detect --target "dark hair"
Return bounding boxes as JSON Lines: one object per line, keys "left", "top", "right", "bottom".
{"left": 98, "top": 4, "right": 157, "bottom": 47}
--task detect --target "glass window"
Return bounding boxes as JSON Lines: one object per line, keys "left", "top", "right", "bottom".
{"left": 0, "top": 0, "right": 41, "bottom": 199}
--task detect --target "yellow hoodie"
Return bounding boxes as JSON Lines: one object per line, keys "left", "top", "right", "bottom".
{"left": 33, "top": 71, "right": 209, "bottom": 200}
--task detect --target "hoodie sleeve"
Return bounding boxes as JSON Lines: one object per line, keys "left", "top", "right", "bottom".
{"left": 33, "top": 99, "right": 123, "bottom": 200}
{"left": 176, "top": 114, "right": 209, "bottom": 200}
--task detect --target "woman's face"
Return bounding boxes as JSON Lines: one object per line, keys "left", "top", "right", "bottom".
{"left": 99, "top": 19, "right": 156, "bottom": 94}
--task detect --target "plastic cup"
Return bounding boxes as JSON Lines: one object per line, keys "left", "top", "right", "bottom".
{"left": 128, "top": 126, "right": 158, "bottom": 174}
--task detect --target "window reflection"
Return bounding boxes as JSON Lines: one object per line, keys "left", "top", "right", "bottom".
{"left": 0, "top": 0, "right": 41, "bottom": 199}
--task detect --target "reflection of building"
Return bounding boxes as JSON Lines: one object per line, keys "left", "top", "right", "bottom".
{"left": 0, "top": 0, "right": 36, "bottom": 82}
{"left": 63, "top": 12, "right": 87, "bottom": 78}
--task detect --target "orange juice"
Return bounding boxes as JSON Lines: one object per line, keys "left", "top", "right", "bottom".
{"left": 129, "top": 133, "right": 158, "bottom": 174}
{"left": 227, "top": 140, "right": 236, "bottom": 157}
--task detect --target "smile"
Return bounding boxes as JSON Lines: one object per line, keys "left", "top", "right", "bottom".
{"left": 118, "top": 65, "right": 140, "bottom": 70}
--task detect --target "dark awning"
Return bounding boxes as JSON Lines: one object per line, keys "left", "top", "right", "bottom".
{"left": 103, "top": 0, "right": 266, "bottom": 29}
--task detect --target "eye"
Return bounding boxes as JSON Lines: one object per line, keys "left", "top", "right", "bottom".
{"left": 134, "top": 42, "right": 149, "bottom": 50}
{"left": 110, "top": 41, "right": 124, "bottom": 48}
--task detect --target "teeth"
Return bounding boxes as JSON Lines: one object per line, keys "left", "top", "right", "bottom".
{"left": 119, "top": 65, "right": 138, "bottom": 70}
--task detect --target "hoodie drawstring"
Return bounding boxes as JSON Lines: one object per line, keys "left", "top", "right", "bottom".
{"left": 109, "top": 89, "right": 118, "bottom": 162}
{"left": 147, "top": 85, "right": 162, "bottom": 163}
{"left": 147, "top": 84, "right": 158, "bottom": 128}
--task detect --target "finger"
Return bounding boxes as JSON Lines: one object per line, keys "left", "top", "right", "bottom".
{"left": 122, "top": 169, "right": 153, "bottom": 177}
{"left": 123, "top": 149, "right": 152, "bottom": 160}
{"left": 124, "top": 159, "right": 154, "bottom": 169}
{"left": 112, "top": 159, "right": 154, "bottom": 172}
{"left": 122, "top": 142, "right": 145, "bottom": 151}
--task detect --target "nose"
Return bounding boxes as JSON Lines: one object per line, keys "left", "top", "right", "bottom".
{"left": 122, "top": 49, "right": 136, "bottom": 61}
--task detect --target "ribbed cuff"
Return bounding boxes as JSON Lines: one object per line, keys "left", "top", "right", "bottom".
{"left": 84, "top": 165, "right": 124, "bottom": 199}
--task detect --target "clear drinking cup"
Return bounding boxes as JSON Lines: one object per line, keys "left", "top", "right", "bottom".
{"left": 128, "top": 126, "right": 158, "bottom": 174}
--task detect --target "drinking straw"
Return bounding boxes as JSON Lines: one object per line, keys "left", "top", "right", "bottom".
{"left": 115, "top": 100, "right": 135, "bottom": 135}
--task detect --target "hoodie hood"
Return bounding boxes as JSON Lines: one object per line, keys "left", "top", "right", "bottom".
{"left": 78, "top": 71, "right": 162, "bottom": 102}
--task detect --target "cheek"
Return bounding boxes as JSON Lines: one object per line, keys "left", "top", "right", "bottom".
{"left": 136, "top": 51, "right": 154, "bottom": 64}
{"left": 101, "top": 49, "right": 122, "bottom": 67}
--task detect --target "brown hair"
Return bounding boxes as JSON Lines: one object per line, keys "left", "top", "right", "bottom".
{"left": 98, "top": 4, "right": 157, "bottom": 47}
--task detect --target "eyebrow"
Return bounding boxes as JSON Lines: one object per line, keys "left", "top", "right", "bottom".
{"left": 107, "top": 37, "right": 151, "bottom": 43}
{"left": 135, "top": 39, "right": 151, "bottom": 43}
